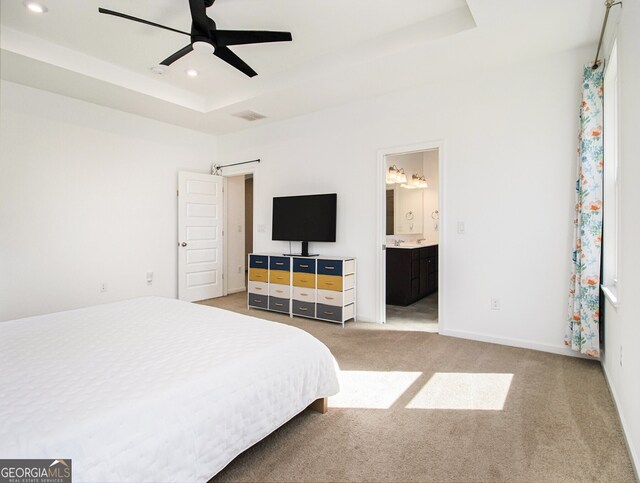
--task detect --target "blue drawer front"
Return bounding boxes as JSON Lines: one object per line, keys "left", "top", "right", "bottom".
{"left": 293, "top": 258, "right": 316, "bottom": 274}
{"left": 269, "top": 256, "right": 290, "bottom": 271}
{"left": 268, "top": 296, "right": 290, "bottom": 314}
{"left": 317, "top": 259, "right": 342, "bottom": 276}
{"left": 249, "top": 255, "right": 268, "bottom": 269}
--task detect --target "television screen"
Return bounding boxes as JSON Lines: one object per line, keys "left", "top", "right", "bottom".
{"left": 272, "top": 193, "right": 337, "bottom": 242}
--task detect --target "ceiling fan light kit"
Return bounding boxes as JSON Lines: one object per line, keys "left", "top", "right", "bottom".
{"left": 98, "top": 0, "right": 292, "bottom": 78}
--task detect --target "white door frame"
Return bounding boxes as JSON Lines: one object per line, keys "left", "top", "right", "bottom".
{"left": 375, "top": 140, "right": 446, "bottom": 328}
{"left": 219, "top": 164, "right": 258, "bottom": 296}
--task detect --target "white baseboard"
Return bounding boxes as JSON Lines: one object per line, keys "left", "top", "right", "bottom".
{"left": 439, "top": 328, "right": 594, "bottom": 360}
{"left": 227, "top": 287, "right": 246, "bottom": 295}
{"left": 601, "top": 363, "right": 640, "bottom": 480}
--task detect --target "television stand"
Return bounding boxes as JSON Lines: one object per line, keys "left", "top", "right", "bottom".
{"left": 283, "top": 241, "right": 317, "bottom": 257}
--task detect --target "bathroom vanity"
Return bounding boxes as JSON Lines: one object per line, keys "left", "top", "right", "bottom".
{"left": 386, "top": 244, "right": 438, "bottom": 306}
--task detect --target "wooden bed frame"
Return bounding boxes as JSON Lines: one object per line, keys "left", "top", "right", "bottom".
{"left": 309, "top": 397, "right": 328, "bottom": 414}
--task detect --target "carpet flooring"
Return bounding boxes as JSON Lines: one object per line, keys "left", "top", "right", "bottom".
{"left": 200, "top": 292, "right": 636, "bottom": 483}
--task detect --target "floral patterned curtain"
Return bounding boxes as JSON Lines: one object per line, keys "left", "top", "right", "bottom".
{"left": 565, "top": 64, "right": 604, "bottom": 358}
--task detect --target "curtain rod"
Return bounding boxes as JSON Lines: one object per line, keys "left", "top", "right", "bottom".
{"left": 211, "top": 159, "right": 260, "bottom": 175}
{"left": 592, "top": 0, "right": 622, "bottom": 70}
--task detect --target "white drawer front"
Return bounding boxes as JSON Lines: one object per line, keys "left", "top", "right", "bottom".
{"left": 293, "top": 286, "right": 316, "bottom": 302}
{"left": 248, "top": 281, "right": 268, "bottom": 294}
{"left": 344, "top": 303, "right": 355, "bottom": 321}
{"left": 343, "top": 273, "right": 355, "bottom": 290}
{"left": 269, "top": 284, "right": 291, "bottom": 299}
{"left": 344, "top": 259, "right": 356, "bottom": 275}
{"left": 317, "top": 289, "right": 343, "bottom": 306}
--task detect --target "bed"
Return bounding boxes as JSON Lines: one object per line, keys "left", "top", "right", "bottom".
{"left": 0, "top": 296, "right": 340, "bottom": 482}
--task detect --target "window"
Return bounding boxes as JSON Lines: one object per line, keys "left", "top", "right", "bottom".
{"left": 602, "top": 40, "right": 620, "bottom": 306}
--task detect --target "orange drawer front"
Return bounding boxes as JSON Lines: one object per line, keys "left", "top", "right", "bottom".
{"left": 293, "top": 272, "right": 316, "bottom": 289}
{"left": 249, "top": 268, "right": 268, "bottom": 282}
{"left": 269, "top": 269, "right": 291, "bottom": 285}
{"left": 317, "top": 274, "right": 343, "bottom": 292}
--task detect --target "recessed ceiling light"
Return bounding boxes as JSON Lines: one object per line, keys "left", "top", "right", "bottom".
{"left": 186, "top": 69, "right": 199, "bottom": 77}
{"left": 23, "top": 1, "right": 48, "bottom": 13}
{"left": 150, "top": 65, "right": 167, "bottom": 75}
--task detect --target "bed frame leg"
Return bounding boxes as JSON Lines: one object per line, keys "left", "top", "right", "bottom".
{"left": 309, "top": 397, "right": 328, "bottom": 414}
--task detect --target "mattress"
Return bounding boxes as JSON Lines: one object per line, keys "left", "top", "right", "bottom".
{"left": 0, "top": 296, "right": 340, "bottom": 482}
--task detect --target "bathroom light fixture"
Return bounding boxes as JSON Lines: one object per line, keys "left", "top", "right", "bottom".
{"left": 386, "top": 165, "right": 407, "bottom": 184}
{"left": 23, "top": 1, "right": 48, "bottom": 13}
{"left": 401, "top": 174, "right": 429, "bottom": 189}
{"left": 186, "top": 69, "right": 199, "bottom": 77}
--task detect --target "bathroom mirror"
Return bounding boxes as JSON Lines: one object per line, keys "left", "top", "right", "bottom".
{"left": 386, "top": 187, "right": 424, "bottom": 235}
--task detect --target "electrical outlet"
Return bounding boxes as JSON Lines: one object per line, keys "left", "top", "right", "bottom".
{"left": 257, "top": 224, "right": 266, "bottom": 233}
{"left": 100, "top": 283, "right": 108, "bottom": 293}
{"left": 237, "top": 266, "right": 242, "bottom": 274}
{"left": 490, "top": 297, "right": 501, "bottom": 310}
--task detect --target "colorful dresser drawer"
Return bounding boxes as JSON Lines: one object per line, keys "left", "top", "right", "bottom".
{"left": 317, "top": 288, "right": 355, "bottom": 307}
{"left": 249, "top": 255, "right": 268, "bottom": 269}
{"left": 292, "top": 272, "right": 315, "bottom": 289}
{"left": 268, "top": 296, "right": 290, "bottom": 314}
{"left": 269, "top": 284, "right": 291, "bottom": 299}
{"left": 317, "top": 274, "right": 342, "bottom": 291}
{"left": 249, "top": 268, "right": 268, "bottom": 282}
{"left": 293, "top": 258, "right": 316, "bottom": 274}
{"left": 317, "top": 259, "right": 342, "bottom": 276}
{"left": 292, "top": 300, "right": 315, "bottom": 318}
{"left": 248, "top": 293, "right": 268, "bottom": 309}
{"left": 292, "top": 286, "right": 316, "bottom": 303}
{"left": 269, "top": 269, "right": 291, "bottom": 285}
{"left": 248, "top": 281, "right": 268, "bottom": 295}
{"left": 316, "top": 303, "right": 343, "bottom": 323}
{"left": 269, "top": 256, "right": 290, "bottom": 271}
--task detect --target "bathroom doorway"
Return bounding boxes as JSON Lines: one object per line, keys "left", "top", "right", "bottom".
{"left": 378, "top": 144, "right": 442, "bottom": 332}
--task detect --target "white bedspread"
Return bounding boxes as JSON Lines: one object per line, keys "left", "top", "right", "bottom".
{"left": 0, "top": 297, "right": 339, "bottom": 482}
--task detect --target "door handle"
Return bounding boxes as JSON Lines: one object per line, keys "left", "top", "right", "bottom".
{"left": 180, "top": 242, "right": 187, "bottom": 247}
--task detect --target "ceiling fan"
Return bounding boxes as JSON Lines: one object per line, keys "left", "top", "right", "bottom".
{"left": 98, "top": 0, "right": 292, "bottom": 77}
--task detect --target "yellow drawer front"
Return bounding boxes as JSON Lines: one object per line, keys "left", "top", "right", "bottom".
{"left": 269, "top": 269, "right": 291, "bottom": 285}
{"left": 317, "top": 274, "right": 343, "bottom": 292}
{"left": 293, "top": 272, "right": 316, "bottom": 288}
{"left": 249, "top": 268, "right": 268, "bottom": 282}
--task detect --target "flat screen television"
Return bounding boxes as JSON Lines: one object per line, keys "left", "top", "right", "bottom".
{"left": 272, "top": 193, "right": 337, "bottom": 256}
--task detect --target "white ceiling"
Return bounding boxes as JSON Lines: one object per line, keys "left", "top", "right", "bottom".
{"left": 1, "top": 0, "right": 603, "bottom": 135}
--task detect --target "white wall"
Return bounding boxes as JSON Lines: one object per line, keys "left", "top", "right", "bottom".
{"left": 601, "top": 1, "right": 640, "bottom": 474}
{"left": 217, "top": 46, "right": 589, "bottom": 358}
{"left": 225, "top": 175, "right": 246, "bottom": 294}
{"left": 422, "top": 150, "right": 439, "bottom": 245}
{"left": 0, "top": 81, "right": 217, "bottom": 321}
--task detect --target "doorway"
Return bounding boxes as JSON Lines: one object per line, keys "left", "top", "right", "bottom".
{"left": 223, "top": 173, "right": 255, "bottom": 295}
{"left": 376, "top": 142, "right": 443, "bottom": 332}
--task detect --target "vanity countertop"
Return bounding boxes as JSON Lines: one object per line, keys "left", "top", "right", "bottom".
{"left": 387, "top": 242, "right": 438, "bottom": 249}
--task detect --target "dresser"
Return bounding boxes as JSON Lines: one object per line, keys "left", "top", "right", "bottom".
{"left": 248, "top": 253, "right": 356, "bottom": 326}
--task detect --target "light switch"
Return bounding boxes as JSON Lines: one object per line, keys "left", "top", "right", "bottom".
{"left": 457, "top": 222, "right": 466, "bottom": 234}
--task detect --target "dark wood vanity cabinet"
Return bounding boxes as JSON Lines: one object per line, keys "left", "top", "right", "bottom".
{"left": 386, "top": 245, "right": 438, "bottom": 306}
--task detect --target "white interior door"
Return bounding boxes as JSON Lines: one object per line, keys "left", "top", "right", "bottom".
{"left": 178, "top": 171, "right": 224, "bottom": 302}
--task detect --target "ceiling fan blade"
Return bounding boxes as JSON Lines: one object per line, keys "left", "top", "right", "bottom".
{"left": 98, "top": 8, "right": 190, "bottom": 37}
{"left": 188, "top": 0, "right": 212, "bottom": 36}
{"left": 216, "top": 30, "right": 292, "bottom": 47}
{"left": 160, "top": 45, "right": 194, "bottom": 66}
{"left": 214, "top": 46, "right": 257, "bottom": 77}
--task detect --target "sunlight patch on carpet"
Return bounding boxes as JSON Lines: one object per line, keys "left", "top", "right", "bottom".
{"left": 329, "top": 370, "right": 422, "bottom": 409}
{"left": 406, "top": 372, "right": 514, "bottom": 410}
